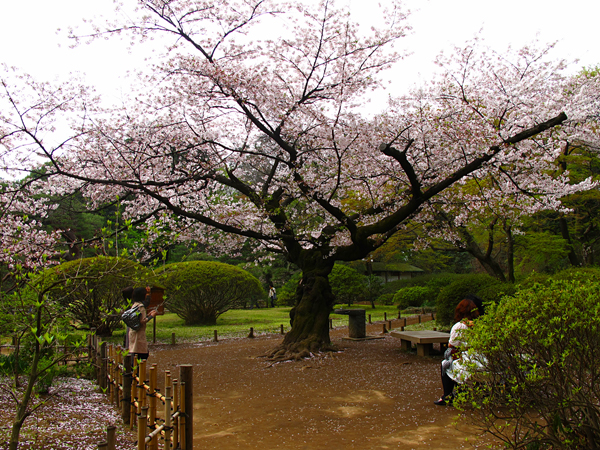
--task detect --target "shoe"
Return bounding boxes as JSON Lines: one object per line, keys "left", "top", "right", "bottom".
{"left": 433, "top": 398, "right": 446, "bottom": 406}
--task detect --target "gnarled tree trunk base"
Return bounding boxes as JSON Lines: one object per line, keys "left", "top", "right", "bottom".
{"left": 263, "top": 338, "right": 339, "bottom": 363}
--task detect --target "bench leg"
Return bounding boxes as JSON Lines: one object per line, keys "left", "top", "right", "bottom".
{"left": 400, "top": 339, "right": 412, "bottom": 351}
{"left": 416, "top": 343, "right": 431, "bottom": 357}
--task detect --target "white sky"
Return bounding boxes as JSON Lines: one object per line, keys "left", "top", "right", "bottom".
{"left": 0, "top": 0, "right": 598, "bottom": 104}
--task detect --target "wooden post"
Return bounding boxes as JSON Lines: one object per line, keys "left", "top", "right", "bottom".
{"left": 398, "top": 311, "right": 401, "bottom": 319}
{"left": 172, "top": 332, "right": 176, "bottom": 345}
{"left": 382, "top": 323, "right": 387, "bottom": 334}
{"left": 388, "top": 320, "right": 392, "bottom": 331}
{"left": 164, "top": 384, "right": 172, "bottom": 450}
{"left": 179, "top": 382, "right": 186, "bottom": 450}
{"left": 149, "top": 364, "right": 158, "bottom": 450}
{"left": 130, "top": 360, "right": 137, "bottom": 429}
{"left": 173, "top": 379, "right": 179, "bottom": 450}
{"left": 138, "top": 406, "right": 148, "bottom": 450}
{"left": 329, "top": 318, "right": 333, "bottom": 329}
{"left": 122, "top": 354, "right": 132, "bottom": 424}
{"left": 98, "top": 442, "right": 108, "bottom": 450}
{"left": 384, "top": 312, "right": 387, "bottom": 321}
{"left": 213, "top": 330, "right": 218, "bottom": 342}
{"left": 99, "top": 342, "right": 107, "bottom": 390}
{"left": 368, "top": 314, "right": 372, "bottom": 324}
{"left": 248, "top": 327, "right": 255, "bottom": 338}
{"left": 153, "top": 316, "right": 156, "bottom": 344}
{"left": 179, "top": 365, "right": 193, "bottom": 450}
{"left": 106, "top": 425, "right": 116, "bottom": 450}
{"left": 403, "top": 318, "right": 407, "bottom": 327}
{"left": 280, "top": 324, "right": 284, "bottom": 334}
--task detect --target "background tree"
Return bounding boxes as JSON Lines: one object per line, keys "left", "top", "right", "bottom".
{"left": 1, "top": 1, "right": 598, "bottom": 357}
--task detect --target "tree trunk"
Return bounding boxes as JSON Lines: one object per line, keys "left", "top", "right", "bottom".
{"left": 269, "top": 251, "right": 335, "bottom": 359}
{"left": 559, "top": 217, "right": 580, "bottom": 266}
{"left": 504, "top": 222, "right": 515, "bottom": 283}
{"left": 459, "top": 225, "right": 507, "bottom": 282}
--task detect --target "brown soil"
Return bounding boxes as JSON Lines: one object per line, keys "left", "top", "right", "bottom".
{"left": 148, "top": 324, "right": 498, "bottom": 450}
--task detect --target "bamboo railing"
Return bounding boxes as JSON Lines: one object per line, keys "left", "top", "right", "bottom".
{"left": 89, "top": 336, "right": 193, "bottom": 450}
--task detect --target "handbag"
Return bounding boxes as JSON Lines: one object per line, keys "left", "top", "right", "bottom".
{"left": 122, "top": 305, "right": 142, "bottom": 331}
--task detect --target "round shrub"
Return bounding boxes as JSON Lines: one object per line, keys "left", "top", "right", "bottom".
{"left": 435, "top": 273, "right": 500, "bottom": 326}
{"left": 393, "top": 286, "right": 435, "bottom": 310}
{"left": 157, "top": 261, "right": 264, "bottom": 325}
{"left": 43, "top": 256, "right": 147, "bottom": 336}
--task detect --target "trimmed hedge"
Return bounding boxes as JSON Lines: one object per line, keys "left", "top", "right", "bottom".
{"left": 157, "top": 261, "right": 264, "bottom": 325}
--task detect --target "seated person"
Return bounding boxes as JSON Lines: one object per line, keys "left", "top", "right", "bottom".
{"left": 434, "top": 295, "right": 483, "bottom": 406}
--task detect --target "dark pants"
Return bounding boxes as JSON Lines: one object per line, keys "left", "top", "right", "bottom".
{"left": 441, "top": 366, "right": 456, "bottom": 399}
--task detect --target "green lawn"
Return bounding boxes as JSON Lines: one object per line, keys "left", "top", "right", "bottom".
{"left": 105, "top": 304, "right": 403, "bottom": 345}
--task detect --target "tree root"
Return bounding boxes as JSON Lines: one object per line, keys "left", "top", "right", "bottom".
{"left": 261, "top": 342, "right": 339, "bottom": 365}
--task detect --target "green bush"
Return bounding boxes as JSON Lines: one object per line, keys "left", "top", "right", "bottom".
{"left": 435, "top": 273, "right": 500, "bottom": 326}
{"left": 277, "top": 272, "right": 302, "bottom": 306}
{"left": 376, "top": 293, "right": 395, "bottom": 305}
{"left": 157, "top": 261, "right": 264, "bottom": 325}
{"left": 43, "top": 256, "right": 148, "bottom": 336}
{"left": 456, "top": 279, "right": 600, "bottom": 449}
{"left": 393, "top": 286, "right": 434, "bottom": 310}
{"left": 329, "top": 264, "right": 366, "bottom": 306}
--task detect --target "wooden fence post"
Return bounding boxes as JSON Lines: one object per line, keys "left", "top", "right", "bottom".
{"left": 280, "top": 324, "right": 284, "bottom": 334}
{"left": 179, "top": 365, "right": 193, "bottom": 450}
{"left": 172, "top": 332, "right": 176, "bottom": 345}
{"left": 213, "top": 330, "right": 218, "bottom": 342}
{"left": 248, "top": 327, "right": 255, "bottom": 338}
{"left": 122, "top": 354, "right": 132, "bottom": 424}
{"left": 99, "top": 342, "right": 107, "bottom": 390}
{"left": 106, "top": 425, "right": 116, "bottom": 450}
{"left": 138, "top": 406, "right": 148, "bottom": 450}
{"left": 149, "top": 364, "right": 158, "bottom": 450}
{"left": 329, "top": 318, "right": 333, "bottom": 329}
{"left": 384, "top": 312, "right": 387, "bottom": 321}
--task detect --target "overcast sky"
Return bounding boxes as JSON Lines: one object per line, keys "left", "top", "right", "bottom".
{"left": 1, "top": 0, "right": 598, "bottom": 103}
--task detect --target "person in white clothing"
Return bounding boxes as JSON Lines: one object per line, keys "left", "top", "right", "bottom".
{"left": 434, "top": 296, "right": 482, "bottom": 406}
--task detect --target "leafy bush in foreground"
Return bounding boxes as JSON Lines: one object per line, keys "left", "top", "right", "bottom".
{"left": 456, "top": 279, "right": 600, "bottom": 449}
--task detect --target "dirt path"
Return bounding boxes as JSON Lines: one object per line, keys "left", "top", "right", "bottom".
{"left": 148, "top": 324, "right": 496, "bottom": 450}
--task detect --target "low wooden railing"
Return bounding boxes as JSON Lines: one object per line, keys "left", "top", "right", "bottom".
{"left": 89, "top": 335, "right": 193, "bottom": 449}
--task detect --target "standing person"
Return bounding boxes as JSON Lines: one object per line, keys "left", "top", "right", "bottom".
{"left": 433, "top": 296, "right": 482, "bottom": 406}
{"left": 268, "top": 284, "right": 277, "bottom": 308}
{"left": 128, "top": 286, "right": 157, "bottom": 361}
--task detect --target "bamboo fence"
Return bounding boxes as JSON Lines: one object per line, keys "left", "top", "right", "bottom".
{"left": 88, "top": 336, "right": 193, "bottom": 450}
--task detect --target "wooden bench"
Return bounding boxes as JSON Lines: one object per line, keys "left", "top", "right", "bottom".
{"left": 390, "top": 330, "right": 450, "bottom": 356}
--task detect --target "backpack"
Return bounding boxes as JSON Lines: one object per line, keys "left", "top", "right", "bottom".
{"left": 122, "top": 305, "right": 142, "bottom": 331}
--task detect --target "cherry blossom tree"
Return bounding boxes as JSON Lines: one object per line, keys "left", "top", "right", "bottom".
{"left": 1, "top": 0, "right": 599, "bottom": 358}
